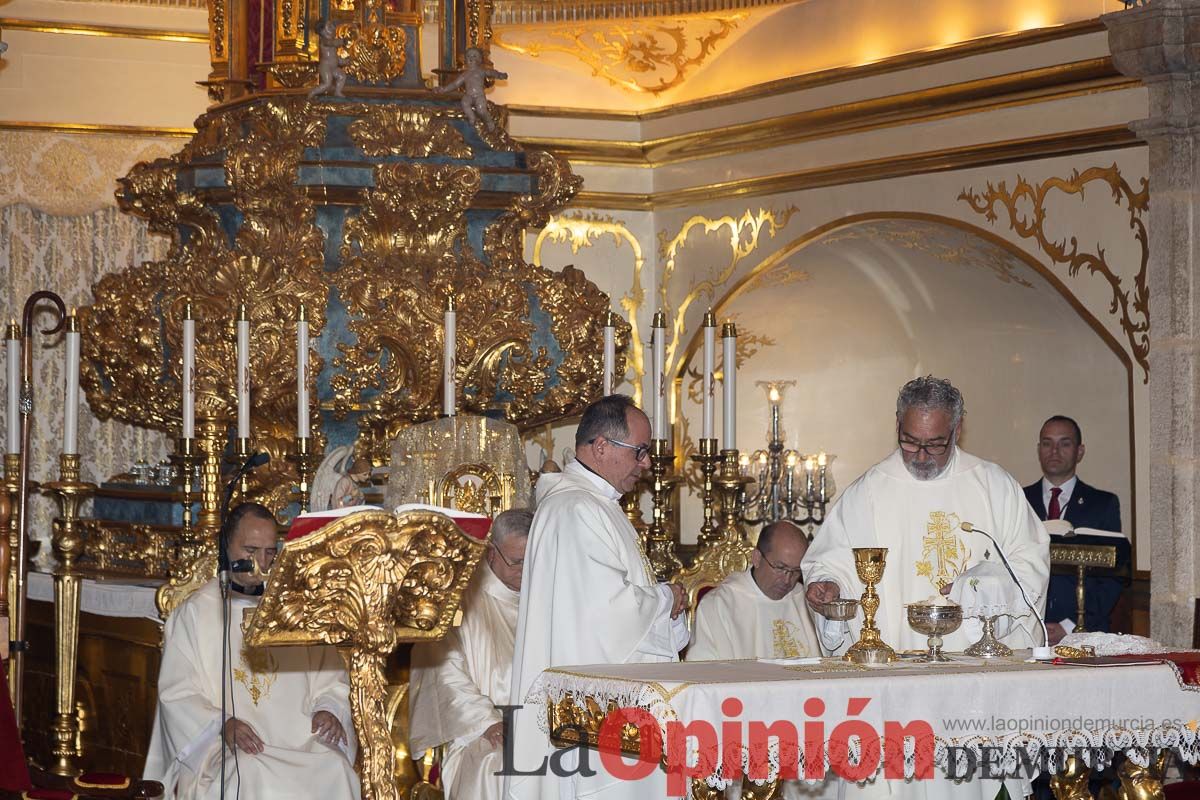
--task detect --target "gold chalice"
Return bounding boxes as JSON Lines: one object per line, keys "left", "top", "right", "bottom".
{"left": 845, "top": 547, "right": 896, "bottom": 664}
{"left": 906, "top": 601, "right": 963, "bottom": 662}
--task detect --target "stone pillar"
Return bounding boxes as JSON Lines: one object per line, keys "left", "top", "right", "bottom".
{"left": 1106, "top": 0, "right": 1200, "bottom": 646}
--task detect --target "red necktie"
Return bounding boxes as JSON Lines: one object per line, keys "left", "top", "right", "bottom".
{"left": 1048, "top": 487, "right": 1062, "bottom": 520}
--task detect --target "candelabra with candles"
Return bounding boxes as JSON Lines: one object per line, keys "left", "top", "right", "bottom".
{"left": 288, "top": 303, "right": 317, "bottom": 513}
{"left": 646, "top": 311, "right": 682, "bottom": 580}
{"left": 736, "top": 382, "right": 836, "bottom": 532}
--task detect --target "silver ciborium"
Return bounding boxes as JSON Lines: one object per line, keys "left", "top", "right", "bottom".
{"left": 906, "top": 601, "right": 963, "bottom": 662}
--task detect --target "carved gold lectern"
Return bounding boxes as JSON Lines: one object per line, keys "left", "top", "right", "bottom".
{"left": 244, "top": 508, "right": 486, "bottom": 800}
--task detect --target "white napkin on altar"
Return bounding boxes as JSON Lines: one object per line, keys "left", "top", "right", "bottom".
{"left": 949, "top": 559, "right": 1031, "bottom": 643}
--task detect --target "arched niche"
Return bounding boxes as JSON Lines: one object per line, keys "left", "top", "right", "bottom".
{"left": 675, "top": 213, "right": 1136, "bottom": 562}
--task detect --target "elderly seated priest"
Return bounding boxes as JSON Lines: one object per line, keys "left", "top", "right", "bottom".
{"left": 409, "top": 508, "right": 532, "bottom": 800}
{"left": 802, "top": 376, "right": 1049, "bottom": 800}
{"left": 688, "top": 520, "right": 820, "bottom": 661}
{"left": 144, "top": 503, "right": 360, "bottom": 800}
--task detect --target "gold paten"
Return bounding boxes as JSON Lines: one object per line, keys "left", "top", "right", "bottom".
{"left": 349, "top": 106, "right": 473, "bottom": 158}
{"left": 492, "top": 13, "right": 745, "bottom": 94}
{"left": 959, "top": 165, "right": 1149, "bottom": 381}
{"left": 244, "top": 508, "right": 485, "bottom": 800}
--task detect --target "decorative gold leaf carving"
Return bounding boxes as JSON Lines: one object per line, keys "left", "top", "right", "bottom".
{"left": 337, "top": 9, "right": 408, "bottom": 85}
{"left": 958, "top": 165, "right": 1149, "bottom": 381}
{"left": 492, "top": 13, "right": 745, "bottom": 94}
{"left": 349, "top": 106, "right": 473, "bottom": 159}
{"left": 244, "top": 509, "right": 485, "bottom": 800}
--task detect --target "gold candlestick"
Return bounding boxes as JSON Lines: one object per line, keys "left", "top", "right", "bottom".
{"left": 288, "top": 437, "right": 317, "bottom": 513}
{"left": 646, "top": 439, "right": 681, "bottom": 581}
{"left": 171, "top": 437, "right": 200, "bottom": 561}
{"left": 713, "top": 449, "right": 753, "bottom": 541}
{"left": 691, "top": 438, "right": 721, "bottom": 549}
{"left": 621, "top": 489, "right": 646, "bottom": 532}
{"left": 845, "top": 547, "right": 896, "bottom": 665}
{"left": 3, "top": 453, "right": 19, "bottom": 703}
{"left": 43, "top": 452, "right": 97, "bottom": 775}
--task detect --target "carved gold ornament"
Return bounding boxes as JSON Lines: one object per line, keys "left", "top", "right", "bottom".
{"left": 349, "top": 106, "right": 473, "bottom": 159}
{"left": 244, "top": 508, "right": 485, "bottom": 800}
{"left": 337, "top": 4, "right": 409, "bottom": 84}
{"left": 492, "top": 13, "right": 745, "bottom": 94}
{"left": 959, "top": 165, "right": 1149, "bottom": 381}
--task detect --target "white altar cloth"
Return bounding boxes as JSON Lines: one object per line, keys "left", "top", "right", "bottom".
{"left": 27, "top": 570, "right": 162, "bottom": 622}
{"left": 530, "top": 654, "right": 1200, "bottom": 790}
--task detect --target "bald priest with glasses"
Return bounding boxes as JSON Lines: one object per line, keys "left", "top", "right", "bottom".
{"left": 688, "top": 520, "right": 821, "bottom": 662}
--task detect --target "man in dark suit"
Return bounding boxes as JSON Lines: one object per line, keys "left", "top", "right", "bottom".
{"left": 1023, "top": 415, "right": 1129, "bottom": 644}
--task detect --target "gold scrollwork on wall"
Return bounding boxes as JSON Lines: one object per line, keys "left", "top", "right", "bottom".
{"left": 816, "top": 220, "right": 1035, "bottom": 288}
{"left": 533, "top": 213, "right": 643, "bottom": 399}
{"left": 492, "top": 13, "right": 745, "bottom": 94}
{"left": 958, "top": 165, "right": 1149, "bottom": 381}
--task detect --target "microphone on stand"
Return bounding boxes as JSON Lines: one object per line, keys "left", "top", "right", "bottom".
{"left": 959, "top": 521, "right": 1055, "bottom": 661}
{"left": 218, "top": 451, "right": 272, "bottom": 592}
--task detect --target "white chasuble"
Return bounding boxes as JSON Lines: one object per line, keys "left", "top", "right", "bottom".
{"left": 410, "top": 563, "right": 519, "bottom": 800}
{"left": 506, "top": 461, "right": 689, "bottom": 800}
{"left": 144, "top": 580, "right": 360, "bottom": 800}
{"left": 802, "top": 448, "right": 1048, "bottom": 800}
{"left": 687, "top": 569, "right": 821, "bottom": 662}
{"left": 688, "top": 569, "right": 836, "bottom": 800}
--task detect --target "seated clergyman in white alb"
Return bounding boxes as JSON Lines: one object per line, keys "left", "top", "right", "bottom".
{"left": 144, "top": 503, "right": 360, "bottom": 800}
{"left": 688, "top": 520, "right": 821, "bottom": 662}
{"left": 802, "top": 377, "right": 1049, "bottom": 800}
{"left": 409, "top": 508, "right": 532, "bottom": 800}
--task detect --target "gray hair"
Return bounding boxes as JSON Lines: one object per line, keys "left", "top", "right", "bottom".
{"left": 896, "top": 376, "right": 964, "bottom": 430}
{"left": 491, "top": 508, "right": 533, "bottom": 544}
{"left": 575, "top": 394, "right": 637, "bottom": 448}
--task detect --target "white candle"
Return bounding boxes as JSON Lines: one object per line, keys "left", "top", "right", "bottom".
{"left": 651, "top": 311, "right": 666, "bottom": 440}
{"left": 236, "top": 304, "right": 250, "bottom": 440}
{"left": 443, "top": 296, "right": 456, "bottom": 417}
{"left": 63, "top": 313, "right": 80, "bottom": 455}
{"left": 297, "top": 304, "right": 310, "bottom": 439}
{"left": 769, "top": 384, "right": 781, "bottom": 443}
{"left": 722, "top": 321, "right": 737, "bottom": 450}
{"left": 182, "top": 302, "right": 195, "bottom": 440}
{"left": 702, "top": 310, "right": 715, "bottom": 440}
{"left": 6, "top": 322, "right": 19, "bottom": 455}
{"left": 602, "top": 311, "right": 616, "bottom": 396}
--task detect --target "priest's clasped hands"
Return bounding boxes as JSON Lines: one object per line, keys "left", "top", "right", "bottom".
{"left": 668, "top": 582, "right": 687, "bottom": 618}
{"left": 222, "top": 710, "right": 347, "bottom": 754}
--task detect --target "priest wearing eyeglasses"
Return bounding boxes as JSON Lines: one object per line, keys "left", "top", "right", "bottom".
{"left": 506, "top": 394, "right": 690, "bottom": 800}
{"left": 688, "top": 520, "right": 821, "bottom": 662}
{"left": 801, "top": 376, "right": 1049, "bottom": 799}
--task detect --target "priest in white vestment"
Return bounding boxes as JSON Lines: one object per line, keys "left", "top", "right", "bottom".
{"left": 506, "top": 395, "right": 690, "bottom": 800}
{"left": 803, "top": 377, "right": 1049, "bottom": 800}
{"left": 689, "top": 520, "right": 832, "bottom": 800}
{"left": 145, "top": 503, "right": 360, "bottom": 800}
{"left": 410, "top": 508, "right": 532, "bottom": 800}
{"left": 688, "top": 520, "right": 821, "bottom": 662}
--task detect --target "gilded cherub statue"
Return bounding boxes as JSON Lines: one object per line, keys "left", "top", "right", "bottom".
{"left": 308, "top": 19, "right": 347, "bottom": 98}
{"left": 434, "top": 47, "right": 508, "bottom": 131}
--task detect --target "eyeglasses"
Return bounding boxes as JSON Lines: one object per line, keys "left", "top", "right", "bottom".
{"left": 489, "top": 543, "right": 524, "bottom": 569}
{"left": 593, "top": 437, "right": 651, "bottom": 462}
{"left": 760, "top": 553, "right": 803, "bottom": 579}
{"left": 898, "top": 436, "right": 951, "bottom": 456}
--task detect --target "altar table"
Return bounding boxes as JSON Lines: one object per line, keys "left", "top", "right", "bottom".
{"left": 531, "top": 653, "right": 1200, "bottom": 792}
